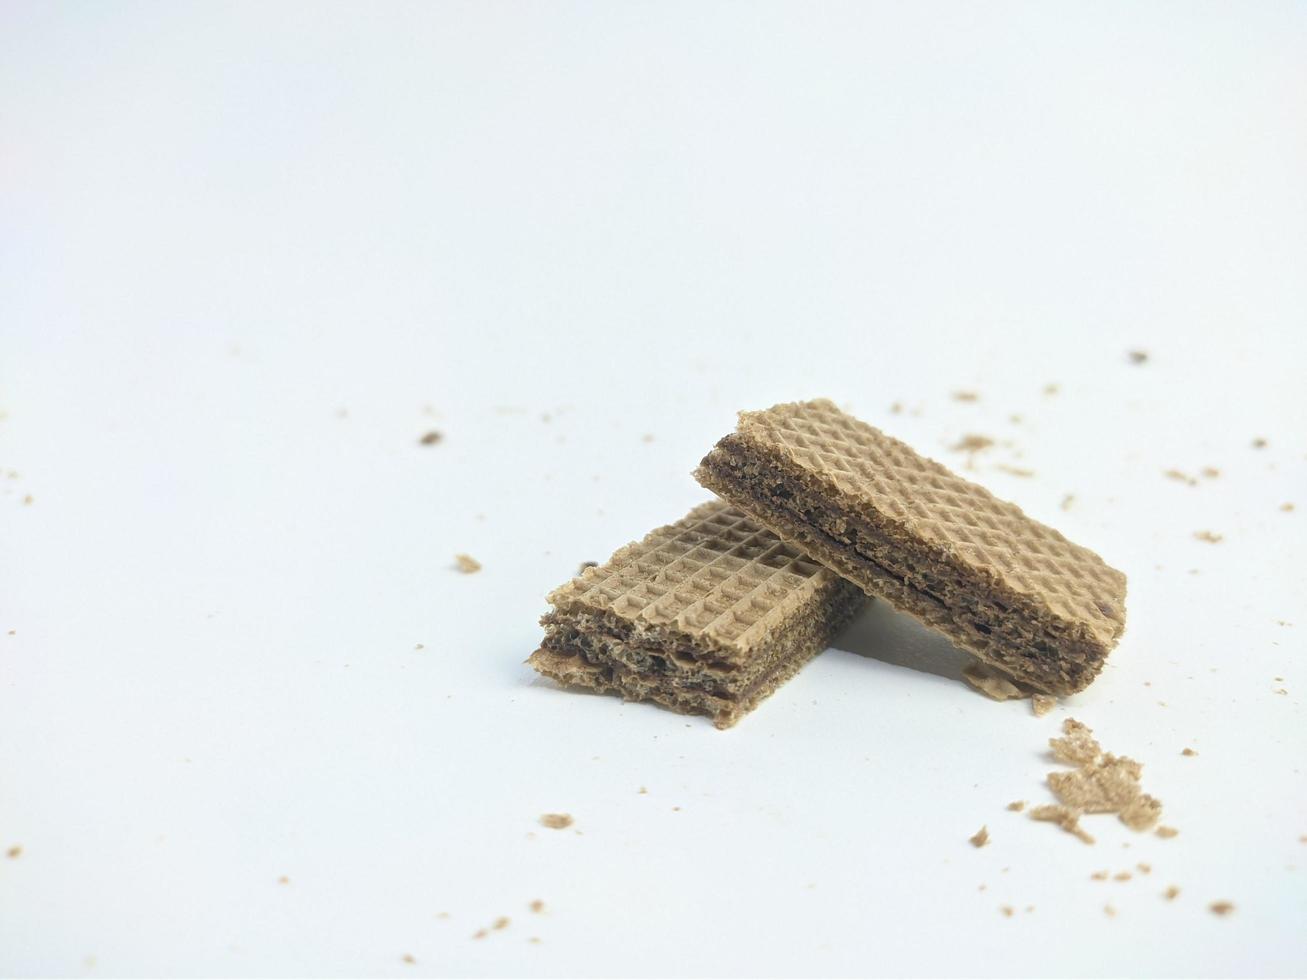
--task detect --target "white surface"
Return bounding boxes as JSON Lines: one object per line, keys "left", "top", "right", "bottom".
{"left": 2, "top": 3, "right": 1306, "bottom": 977}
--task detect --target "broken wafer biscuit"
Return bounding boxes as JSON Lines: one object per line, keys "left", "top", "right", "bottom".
{"left": 528, "top": 501, "right": 866, "bottom": 728}
{"left": 695, "top": 399, "right": 1127, "bottom": 694}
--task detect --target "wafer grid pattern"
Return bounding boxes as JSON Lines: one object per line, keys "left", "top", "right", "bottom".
{"left": 548, "top": 501, "right": 837, "bottom": 653}
{"left": 735, "top": 399, "right": 1125, "bottom": 643}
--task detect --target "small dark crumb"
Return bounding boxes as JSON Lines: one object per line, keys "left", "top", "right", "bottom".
{"left": 1252, "top": 438, "right": 1268, "bottom": 449}
{"left": 1164, "top": 469, "right": 1198, "bottom": 486}
{"left": 529, "top": 900, "right": 545, "bottom": 913}
{"left": 418, "top": 430, "right": 443, "bottom": 446}
{"left": 951, "top": 434, "right": 994, "bottom": 453}
{"left": 1193, "top": 530, "right": 1223, "bottom": 543}
{"left": 277, "top": 875, "right": 289, "bottom": 885}
{"left": 1114, "top": 871, "right": 1133, "bottom": 881}
{"left": 539, "top": 813, "right": 573, "bottom": 830}
{"left": 1043, "top": 383, "right": 1059, "bottom": 396}
{"left": 889, "top": 401, "right": 903, "bottom": 414}
{"left": 1127, "top": 350, "right": 1149, "bottom": 364}
{"left": 1182, "top": 748, "right": 1197, "bottom": 757}
{"left": 671, "top": 806, "right": 681, "bottom": 812}
{"left": 577, "top": 561, "right": 599, "bottom": 575}
{"left": 22, "top": 495, "right": 33, "bottom": 505}
{"left": 1000, "top": 905, "right": 1014, "bottom": 917}
{"left": 1164, "top": 885, "right": 1180, "bottom": 900}
{"left": 1090, "top": 870, "right": 1108, "bottom": 881}
{"left": 1156, "top": 826, "right": 1179, "bottom": 839}
{"left": 5, "top": 846, "right": 21, "bottom": 859}
{"left": 1137, "top": 863, "right": 1152, "bottom": 874}
{"left": 1282, "top": 503, "right": 1296, "bottom": 512}
{"left": 952, "top": 391, "right": 979, "bottom": 402}
{"left": 1209, "top": 901, "right": 1235, "bottom": 917}
{"left": 1007, "top": 801, "right": 1026, "bottom": 812}
{"left": 6, "top": 630, "right": 13, "bottom": 636}
{"left": 455, "top": 553, "right": 482, "bottom": 573}
{"left": 969, "top": 826, "right": 990, "bottom": 848}
{"left": 1201, "top": 467, "right": 1220, "bottom": 479}
{"left": 402, "top": 954, "right": 416, "bottom": 965}
{"left": 414, "top": 644, "right": 424, "bottom": 651}
{"left": 493, "top": 917, "right": 510, "bottom": 930}
{"left": 473, "top": 929, "right": 487, "bottom": 940}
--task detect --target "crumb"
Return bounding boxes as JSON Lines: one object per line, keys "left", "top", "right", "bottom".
{"left": 529, "top": 900, "right": 545, "bottom": 913}
{"left": 6, "top": 630, "right": 13, "bottom": 636}
{"left": 1032, "top": 694, "right": 1056, "bottom": 717}
{"left": 5, "top": 846, "right": 20, "bottom": 859}
{"left": 1009, "top": 414, "right": 1023, "bottom": 424}
{"left": 969, "top": 826, "right": 990, "bottom": 848}
{"left": 402, "top": 954, "right": 416, "bottom": 965}
{"left": 1049, "top": 755, "right": 1144, "bottom": 813}
{"left": 978, "top": 883, "right": 987, "bottom": 891}
{"left": 637, "top": 786, "right": 647, "bottom": 794}
{"left": 528, "top": 937, "right": 541, "bottom": 944}
{"left": 952, "top": 391, "right": 979, "bottom": 402}
{"left": 1061, "top": 494, "right": 1075, "bottom": 511}
{"left": 996, "top": 464, "right": 1035, "bottom": 478}
{"left": 1209, "top": 901, "right": 1235, "bottom": 917}
{"left": 473, "top": 930, "right": 487, "bottom": 940}
{"left": 577, "top": 561, "right": 598, "bottom": 575}
{"left": 1043, "top": 383, "right": 1059, "bottom": 396}
{"left": 418, "top": 430, "right": 443, "bottom": 446}
{"left": 1000, "top": 905, "right": 1014, "bottom": 917}
{"left": 1137, "top": 863, "right": 1151, "bottom": 874}
{"left": 1090, "top": 870, "right": 1108, "bottom": 881}
{"left": 1164, "top": 469, "right": 1198, "bottom": 486}
{"left": 951, "top": 434, "right": 994, "bottom": 454}
{"left": 455, "top": 553, "right": 482, "bottom": 573}
{"left": 1025, "top": 905, "right": 1035, "bottom": 913}
{"left": 1114, "top": 871, "right": 1133, "bottom": 882}
{"left": 1104, "top": 904, "right": 1117, "bottom": 918}
{"left": 671, "top": 806, "right": 681, "bottom": 812}
{"left": 962, "top": 662, "right": 1023, "bottom": 701}
{"left": 539, "top": 813, "right": 573, "bottom": 830}
{"left": 1193, "top": 530, "right": 1223, "bottom": 543}
{"left": 277, "top": 875, "right": 289, "bottom": 885}
{"left": 1049, "top": 718, "right": 1102, "bottom": 766}
{"left": 414, "top": 644, "right": 424, "bottom": 650}
{"left": 436, "top": 912, "right": 450, "bottom": 919}
{"left": 1007, "top": 801, "right": 1026, "bottom": 812}
{"left": 22, "top": 495, "right": 32, "bottom": 505}
{"left": 1252, "top": 438, "right": 1267, "bottom": 449}
{"left": 890, "top": 402, "right": 903, "bottom": 414}
{"left": 1274, "top": 688, "right": 1288, "bottom": 695}
{"left": 1030, "top": 804, "right": 1095, "bottom": 844}
{"left": 1164, "top": 885, "right": 1180, "bottom": 900}
{"left": 1127, "top": 350, "right": 1149, "bottom": 364}
{"left": 1156, "top": 826, "right": 1179, "bottom": 839}
{"left": 1120, "top": 794, "right": 1163, "bottom": 832}
{"left": 1201, "top": 467, "right": 1220, "bottom": 479}
{"left": 493, "top": 917, "right": 510, "bottom": 930}
{"left": 1182, "top": 748, "right": 1197, "bottom": 757}
{"left": 1282, "top": 503, "right": 1295, "bottom": 512}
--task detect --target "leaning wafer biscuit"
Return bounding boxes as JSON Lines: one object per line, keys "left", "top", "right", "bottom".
{"left": 528, "top": 500, "right": 866, "bottom": 728}
{"left": 695, "top": 399, "right": 1127, "bottom": 695}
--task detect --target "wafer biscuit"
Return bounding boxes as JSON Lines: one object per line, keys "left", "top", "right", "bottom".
{"left": 528, "top": 500, "right": 866, "bottom": 728}
{"left": 695, "top": 399, "right": 1126, "bottom": 694}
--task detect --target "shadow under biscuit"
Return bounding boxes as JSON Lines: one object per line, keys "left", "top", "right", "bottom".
{"left": 828, "top": 600, "right": 972, "bottom": 683}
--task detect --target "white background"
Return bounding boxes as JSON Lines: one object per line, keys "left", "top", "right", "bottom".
{"left": 2, "top": 2, "right": 1305, "bottom": 977}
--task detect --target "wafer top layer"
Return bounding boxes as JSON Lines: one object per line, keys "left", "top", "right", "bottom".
{"left": 547, "top": 500, "right": 850, "bottom": 662}
{"left": 712, "top": 399, "right": 1126, "bottom": 649}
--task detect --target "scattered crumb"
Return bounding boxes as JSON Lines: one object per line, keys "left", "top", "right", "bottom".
{"left": 996, "top": 464, "right": 1035, "bottom": 478}
{"left": 1025, "top": 905, "right": 1035, "bottom": 913}
{"left": 493, "top": 917, "right": 510, "bottom": 930}
{"left": 539, "top": 813, "right": 573, "bottom": 830}
{"left": 1049, "top": 718, "right": 1102, "bottom": 766}
{"left": 528, "top": 937, "right": 541, "bottom": 945}
{"left": 671, "top": 806, "right": 681, "bottom": 812}
{"left": 952, "top": 434, "right": 994, "bottom": 454}
{"left": 1049, "top": 755, "right": 1144, "bottom": 813}
{"left": 1156, "top": 826, "right": 1179, "bottom": 839}
{"left": 473, "top": 930, "right": 488, "bottom": 940}
{"left": 414, "top": 644, "right": 424, "bottom": 651}
{"left": 1009, "top": 414, "right": 1023, "bottom": 424}
{"left": 1007, "top": 801, "right": 1026, "bottom": 812}
{"left": 1164, "top": 469, "right": 1198, "bottom": 486}
{"left": 1164, "top": 885, "right": 1180, "bottom": 900}
{"left": 1201, "top": 467, "right": 1220, "bottom": 479}
{"left": 1182, "top": 748, "right": 1197, "bottom": 757}
{"left": 1032, "top": 694, "right": 1056, "bottom": 717}
{"left": 277, "top": 875, "right": 289, "bottom": 885}
{"left": 952, "top": 391, "right": 979, "bottom": 402}
{"left": 577, "top": 561, "right": 598, "bottom": 575}
{"left": 1114, "top": 871, "right": 1133, "bottom": 882}
{"left": 1104, "top": 904, "right": 1117, "bottom": 918}
{"left": 1030, "top": 804, "right": 1095, "bottom": 844}
{"left": 22, "top": 495, "right": 32, "bottom": 505}
{"left": 1120, "top": 794, "right": 1163, "bottom": 832}
{"left": 529, "top": 900, "right": 545, "bottom": 914}
{"left": 641, "top": 433, "right": 655, "bottom": 443}
{"left": 1090, "top": 870, "right": 1109, "bottom": 881}
{"left": 1000, "top": 905, "right": 1014, "bottom": 917}
{"left": 1137, "top": 863, "right": 1152, "bottom": 874}
{"left": 437, "top": 912, "right": 450, "bottom": 920}
{"left": 1061, "top": 494, "right": 1075, "bottom": 511}
{"left": 969, "top": 826, "right": 990, "bottom": 848}
{"left": 402, "top": 954, "right": 416, "bottom": 965}
{"left": 962, "top": 662, "right": 1023, "bottom": 701}
{"left": 637, "top": 786, "right": 648, "bottom": 795}
{"left": 1281, "top": 503, "right": 1295, "bottom": 512}
{"left": 1209, "top": 901, "right": 1235, "bottom": 917}
{"left": 1274, "top": 688, "right": 1288, "bottom": 695}
{"left": 418, "top": 430, "right": 443, "bottom": 446}
{"left": 889, "top": 402, "right": 903, "bottom": 414}
{"left": 455, "top": 553, "right": 482, "bottom": 573}
{"left": 978, "top": 883, "right": 987, "bottom": 891}
{"left": 1252, "top": 438, "right": 1267, "bottom": 449}
{"left": 1043, "top": 383, "right": 1059, "bottom": 396}
{"left": 1193, "top": 530, "right": 1223, "bottom": 543}
{"left": 5, "top": 846, "right": 20, "bottom": 859}
{"left": 1127, "top": 350, "right": 1149, "bottom": 364}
